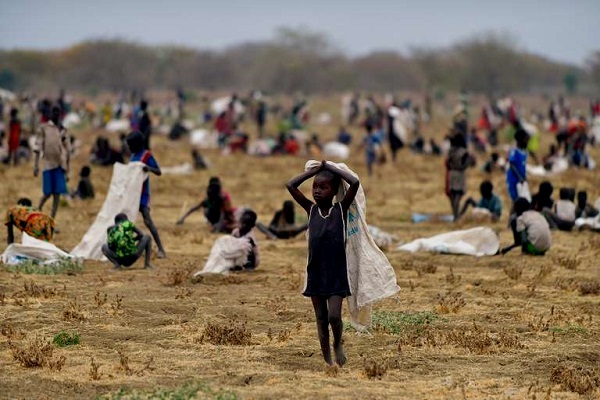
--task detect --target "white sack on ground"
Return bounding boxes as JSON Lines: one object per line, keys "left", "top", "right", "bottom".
{"left": 304, "top": 160, "right": 400, "bottom": 331}
{"left": 211, "top": 97, "right": 245, "bottom": 115}
{"left": 368, "top": 225, "right": 397, "bottom": 249}
{"left": 190, "top": 129, "right": 218, "bottom": 149}
{"left": 397, "top": 227, "right": 499, "bottom": 256}
{"left": 527, "top": 158, "right": 569, "bottom": 176}
{"left": 575, "top": 215, "right": 600, "bottom": 231}
{"left": 323, "top": 142, "right": 350, "bottom": 160}
{"left": 71, "top": 163, "right": 146, "bottom": 260}
{"left": 62, "top": 112, "right": 81, "bottom": 128}
{"left": 105, "top": 119, "right": 130, "bottom": 132}
{"left": 193, "top": 236, "right": 252, "bottom": 276}
{"left": 2, "top": 233, "right": 76, "bottom": 265}
{"left": 162, "top": 163, "right": 193, "bottom": 175}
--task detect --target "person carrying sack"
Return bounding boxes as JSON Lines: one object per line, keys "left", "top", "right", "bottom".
{"left": 506, "top": 128, "right": 530, "bottom": 203}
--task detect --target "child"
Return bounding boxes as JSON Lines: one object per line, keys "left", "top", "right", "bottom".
{"left": 5, "top": 198, "right": 55, "bottom": 244}
{"left": 531, "top": 181, "right": 554, "bottom": 212}
{"left": 542, "top": 188, "right": 576, "bottom": 231}
{"left": 481, "top": 152, "right": 504, "bottom": 174}
{"left": 176, "top": 177, "right": 236, "bottom": 233}
{"left": 363, "top": 124, "right": 383, "bottom": 177}
{"left": 72, "top": 166, "right": 95, "bottom": 200}
{"left": 102, "top": 213, "right": 153, "bottom": 269}
{"left": 575, "top": 191, "right": 599, "bottom": 219}
{"left": 459, "top": 180, "right": 503, "bottom": 222}
{"left": 506, "top": 128, "right": 529, "bottom": 203}
{"left": 8, "top": 108, "right": 21, "bottom": 165}
{"left": 256, "top": 200, "right": 308, "bottom": 239}
{"left": 230, "top": 210, "right": 260, "bottom": 271}
{"left": 286, "top": 160, "right": 360, "bottom": 367}
{"left": 445, "top": 134, "right": 475, "bottom": 221}
{"left": 127, "top": 131, "right": 166, "bottom": 258}
{"left": 191, "top": 149, "right": 208, "bottom": 170}
{"left": 501, "top": 197, "right": 551, "bottom": 256}
{"left": 138, "top": 100, "right": 152, "bottom": 150}
{"left": 33, "top": 106, "right": 71, "bottom": 219}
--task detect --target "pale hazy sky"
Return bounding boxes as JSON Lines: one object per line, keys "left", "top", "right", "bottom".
{"left": 0, "top": 0, "right": 597, "bottom": 65}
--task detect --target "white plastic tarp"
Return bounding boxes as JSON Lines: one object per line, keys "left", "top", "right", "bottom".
{"left": 2, "top": 233, "right": 76, "bottom": 265}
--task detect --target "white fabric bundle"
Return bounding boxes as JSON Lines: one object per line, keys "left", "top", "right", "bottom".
{"left": 71, "top": 162, "right": 146, "bottom": 260}
{"left": 322, "top": 142, "right": 350, "bottom": 160}
{"left": 397, "top": 227, "right": 500, "bottom": 256}
{"left": 2, "top": 233, "right": 76, "bottom": 265}
{"left": 193, "top": 236, "right": 252, "bottom": 276}
{"left": 304, "top": 160, "right": 400, "bottom": 331}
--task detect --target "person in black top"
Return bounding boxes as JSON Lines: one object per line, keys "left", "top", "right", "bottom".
{"left": 138, "top": 100, "right": 152, "bottom": 150}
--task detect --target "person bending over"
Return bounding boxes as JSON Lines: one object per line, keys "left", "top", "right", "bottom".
{"left": 102, "top": 213, "right": 153, "bottom": 270}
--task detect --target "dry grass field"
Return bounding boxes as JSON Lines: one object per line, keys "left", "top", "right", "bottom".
{"left": 0, "top": 96, "right": 599, "bottom": 399}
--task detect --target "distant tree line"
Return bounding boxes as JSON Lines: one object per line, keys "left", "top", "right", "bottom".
{"left": 0, "top": 28, "right": 598, "bottom": 97}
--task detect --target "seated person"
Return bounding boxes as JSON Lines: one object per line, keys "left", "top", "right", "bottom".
{"left": 90, "top": 137, "right": 124, "bottom": 166}
{"left": 459, "top": 180, "right": 503, "bottom": 222}
{"left": 176, "top": 177, "right": 236, "bottom": 233}
{"left": 531, "top": 181, "right": 554, "bottom": 212}
{"left": 575, "top": 191, "right": 599, "bottom": 219}
{"left": 5, "top": 198, "right": 55, "bottom": 244}
{"left": 542, "top": 144, "right": 560, "bottom": 171}
{"left": 337, "top": 126, "right": 352, "bottom": 145}
{"left": 542, "top": 188, "right": 576, "bottom": 231}
{"left": 481, "top": 152, "right": 505, "bottom": 174}
{"left": 71, "top": 165, "right": 95, "bottom": 200}
{"left": 102, "top": 213, "right": 153, "bottom": 269}
{"left": 230, "top": 210, "right": 260, "bottom": 271}
{"left": 501, "top": 198, "right": 551, "bottom": 256}
{"left": 256, "top": 200, "right": 308, "bottom": 239}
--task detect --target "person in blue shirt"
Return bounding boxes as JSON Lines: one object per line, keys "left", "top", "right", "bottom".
{"left": 362, "top": 123, "right": 383, "bottom": 176}
{"left": 460, "top": 180, "right": 503, "bottom": 222}
{"left": 127, "top": 131, "right": 166, "bottom": 258}
{"left": 506, "top": 128, "right": 529, "bottom": 203}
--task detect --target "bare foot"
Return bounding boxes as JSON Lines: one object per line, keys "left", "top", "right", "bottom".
{"left": 334, "top": 343, "right": 346, "bottom": 366}
{"left": 156, "top": 250, "right": 166, "bottom": 259}
{"left": 144, "top": 264, "right": 155, "bottom": 270}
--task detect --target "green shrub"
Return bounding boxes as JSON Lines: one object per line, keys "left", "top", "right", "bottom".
{"left": 52, "top": 331, "right": 80, "bottom": 347}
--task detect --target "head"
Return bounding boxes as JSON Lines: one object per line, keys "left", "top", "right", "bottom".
{"left": 538, "top": 181, "right": 554, "bottom": 198}
{"left": 491, "top": 152, "right": 499, "bottom": 162}
{"left": 514, "top": 197, "right": 531, "bottom": 216}
{"left": 206, "top": 182, "right": 222, "bottom": 201}
{"left": 559, "top": 188, "right": 575, "bottom": 201}
{"left": 114, "top": 213, "right": 128, "bottom": 224}
{"left": 80, "top": 166, "right": 91, "bottom": 178}
{"left": 449, "top": 133, "right": 467, "bottom": 148}
{"left": 17, "top": 198, "right": 32, "bottom": 207}
{"left": 10, "top": 108, "right": 18, "bottom": 118}
{"left": 208, "top": 176, "right": 221, "bottom": 186}
{"left": 312, "top": 170, "right": 340, "bottom": 206}
{"left": 126, "top": 131, "right": 144, "bottom": 153}
{"left": 514, "top": 128, "right": 529, "bottom": 149}
{"left": 239, "top": 209, "right": 257, "bottom": 236}
{"left": 480, "top": 180, "right": 494, "bottom": 199}
{"left": 51, "top": 105, "right": 61, "bottom": 124}
{"left": 282, "top": 200, "right": 295, "bottom": 224}
{"left": 140, "top": 100, "right": 148, "bottom": 111}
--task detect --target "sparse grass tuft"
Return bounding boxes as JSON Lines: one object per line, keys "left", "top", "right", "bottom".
{"left": 363, "top": 358, "right": 388, "bottom": 379}
{"left": 201, "top": 321, "right": 252, "bottom": 346}
{"left": 553, "top": 256, "right": 580, "bottom": 270}
{"left": 162, "top": 264, "right": 194, "bottom": 286}
{"left": 435, "top": 292, "right": 466, "bottom": 314}
{"left": 551, "top": 365, "right": 599, "bottom": 395}
{"left": 549, "top": 324, "right": 588, "bottom": 335}
{"left": 503, "top": 264, "right": 522, "bottom": 281}
{"left": 9, "top": 335, "right": 66, "bottom": 370}
{"left": 89, "top": 357, "right": 102, "bottom": 381}
{"left": 52, "top": 331, "right": 80, "bottom": 347}
{"left": 62, "top": 299, "right": 87, "bottom": 321}
{"left": 578, "top": 280, "right": 600, "bottom": 296}
{"left": 2, "top": 257, "right": 83, "bottom": 275}
{"left": 372, "top": 311, "right": 443, "bottom": 334}
{"left": 99, "top": 382, "right": 238, "bottom": 400}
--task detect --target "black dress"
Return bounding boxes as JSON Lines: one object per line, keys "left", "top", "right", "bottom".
{"left": 303, "top": 203, "right": 351, "bottom": 298}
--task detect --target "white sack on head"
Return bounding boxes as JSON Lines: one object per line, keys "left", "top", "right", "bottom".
{"left": 71, "top": 163, "right": 146, "bottom": 260}
{"left": 2, "top": 233, "right": 77, "bottom": 265}
{"left": 397, "top": 227, "right": 499, "bottom": 256}
{"left": 304, "top": 160, "right": 400, "bottom": 331}
{"left": 193, "top": 236, "right": 252, "bottom": 276}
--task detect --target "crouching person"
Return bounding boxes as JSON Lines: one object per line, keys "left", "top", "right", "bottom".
{"left": 102, "top": 213, "right": 153, "bottom": 270}
{"left": 501, "top": 198, "right": 551, "bottom": 256}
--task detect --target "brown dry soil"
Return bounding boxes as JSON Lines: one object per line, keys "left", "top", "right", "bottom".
{"left": 1, "top": 99, "right": 599, "bottom": 399}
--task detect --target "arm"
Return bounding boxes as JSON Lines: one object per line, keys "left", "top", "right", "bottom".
{"left": 323, "top": 161, "right": 360, "bottom": 212}
{"left": 143, "top": 154, "right": 162, "bottom": 176}
{"left": 176, "top": 201, "right": 205, "bottom": 224}
{"left": 501, "top": 217, "right": 522, "bottom": 255}
{"left": 33, "top": 126, "right": 42, "bottom": 177}
{"left": 286, "top": 165, "right": 321, "bottom": 214}
{"left": 133, "top": 226, "right": 145, "bottom": 241}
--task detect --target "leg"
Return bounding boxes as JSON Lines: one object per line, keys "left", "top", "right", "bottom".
{"left": 38, "top": 194, "right": 51, "bottom": 211}
{"left": 135, "top": 234, "right": 153, "bottom": 268}
{"left": 101, "top": 244, "right": 122, "bottom": 269}
{"left": 141, "top": 206, "right": 166, "bottom": 257}
{"left": 311, "top": 296, "right": 333, "bottom": 366}
{"left": 327, "top": 295, "right": 346, "bottom": 366}
{"left": 459, "top": 197, "right": 476, "bottom": 218}
{"left": 50, "top": 194, "right": 60, "bottom": 219}
{"left": 256, "top": 223, "right": 278, "bottom": 240}
{"left": 450, "top": 192, "right": 463, "bottom": 221}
